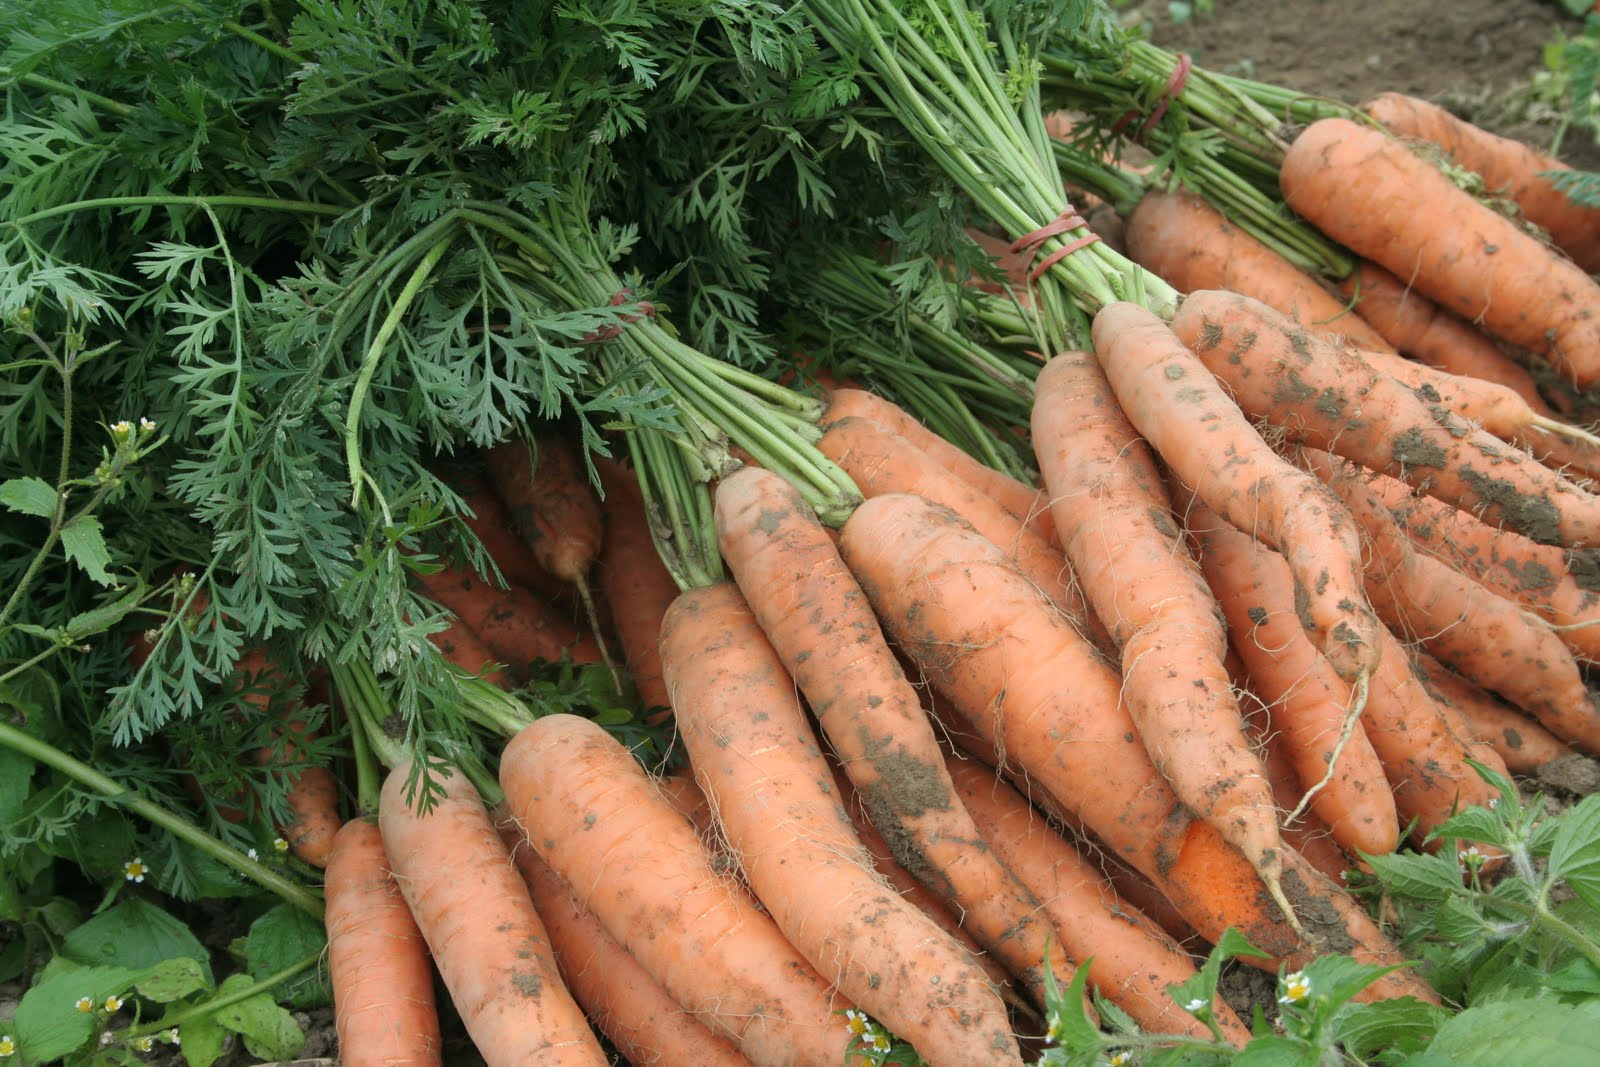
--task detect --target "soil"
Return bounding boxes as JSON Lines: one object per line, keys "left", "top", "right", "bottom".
{"left": 1129, "top": 0, "right": 1600, "bottom": 170}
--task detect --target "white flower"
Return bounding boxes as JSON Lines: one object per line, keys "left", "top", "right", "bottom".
{"left": 1110, "top": 1053, "right": 1132, "bottom": 1067}
{"left": 1278, "top": 971, "right": 1312, "bottom": 1004}
{"left": 1461, "top": 845, "right": 1486, "bottom": 867}
{"left": 104, "top": 994, "right": 124, "bottom": 1013}
{"left": 247, "top": 848, "right": 259, "bottom": 861}
{"left": 869, "top": 1031, "right": 891, "bottom": 1053}
{"left": 1184, "top": 997, "right": 1207, "bottom": 1013}
{"left": 76, "top": 996, "right": 94, "bottom": 1013}
{"left": 273, "top": 837, "right": 289, "bottom": 853}
{"left": 133, "top": 1036, "right": 154, "bottom": 1052}
{"left": 842, "top": 1009, "right": 869, "bottom": 1037}
{"left": 0, "top": 1034, "right": 15, "bottom": 1057}
{"left": 110, "top": 420, "right": 133, "bottom": 437}
{"left": 165, "top": 1029, "right": 180, "bottom": 1046}
{"left": 138, "top": 417, "right": 156, "bottom": 433}
{"left": 123, "top": 857, "right": 147, "bottom": 883}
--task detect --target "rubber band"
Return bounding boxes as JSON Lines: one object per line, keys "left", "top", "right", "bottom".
{"left": 1009, "top": 209, "right": 1100, "bottom": 282}
{"left": 1111, "top": 51, "right": 1194, "bottom": 142}
{"left": 580, "top": 288, "right": 656, "bottom": 344}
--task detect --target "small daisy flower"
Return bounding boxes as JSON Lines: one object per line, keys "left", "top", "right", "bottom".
{"left": 138, "top": 417, "right": 157, "bottom": 434}
{"left": 0, "top": 1034, "right": 15, "bottom": 1057}
{"left": 1184, "top": 997, "right": 1208, "bottom": 1013}
{"left": 1461, "top": 845, "right": 1485, "bottom": 867}
{"left": 869, "top": 1031, "right": 892, "bottom": 1053}
{"left": 1110, "top": 1053, "right": 1133, "bottom": 1067}
{"left": 123, "top": 857, "right": 147, "bottom": 883}
{"left": 1489, "top": 797, "right": 1499, "bottom": 810}
{"left": 110, "top": 420, "right": 133, "bottom": 438}
{"left": 133, "top": 1036, "right": 154, "bottom": 1052}
{"left": 99, "top": 1031, "right": 114, "bottom": 1046}
{"left": 247, "top": 848, "right": 259, "bottom": 861}
{"left": 165, "top": 1029, "right": 180, "bottom": 1046}
{"left": 104, "top": 994, "right": 124, "bottom": 1013}
{"left": 76, "top": 995, "right": 94, "bottom": 1013}
{"left": 843, "top": 1009, "right": 869, "bottom": 1037}
{"left": 1278, "top": 971, "right": 1312, "bottom": 1005}
{"left": 273, "top": 837, "right": 289, "bottom": 853}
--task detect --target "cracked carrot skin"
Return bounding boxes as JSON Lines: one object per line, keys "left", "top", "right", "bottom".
{"left": 1279, "top": 116, "right": 1600, "bottom": 386}
{"left": 713, "top": 465, "right": 1066, "bottom": 1014}
{"left": 840, "top": 493, "right": 1433, "bottom": 1004}
{"left": 1091, "top": 300, "right": 1381, "bottom": 685}
{"left": 1169, "top": 288, "right": 1600, "bottom": 551}
{"left": 498, "top": 714, "right": 852, "bottom": 1067}
{"left": 660, "top": 580, "right": 1025, "bottom": 1067}
{"left": 378, "top": 764, "right": 607, "bottom": 1067}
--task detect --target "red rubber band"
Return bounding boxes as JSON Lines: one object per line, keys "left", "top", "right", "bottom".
{"left": 1139, "top": 52, "right": 1193, "bottom": 137}
{"left": 1010, "top": 209, "right": 1101, "bottom": 282}
{"left": 581, "top": 289, "right": 656, "bottom": 344}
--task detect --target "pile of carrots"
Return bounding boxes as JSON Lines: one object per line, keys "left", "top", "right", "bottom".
{"left": 287, "top": 94, "right": 1600, "bottom": 1066}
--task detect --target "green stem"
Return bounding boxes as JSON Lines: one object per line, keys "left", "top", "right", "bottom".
{"left": 4, "top": 195, "right": 344, "bottom": 229}
{"left": 115, "top": 951, "right": 322, "bottom": 1043}
{"left": 17, "top": 72, "right": 136, "bottom": 116}
{"left": 0, "top": 721, "right": 322, "bottom": 917}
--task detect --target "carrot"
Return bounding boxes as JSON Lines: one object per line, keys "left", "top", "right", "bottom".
{"left": 425, "top": 615, "right": 513, "bottom": 689}
{"left": 1333, "top": 260, "right": 1552, "bottom": 409}
{"left": 944, "top": 753, "right": 1250, "bottom": 1045}
{"left": 497, "top": 714, "right": 851, "bottom": 1067}
{"left": 1362, "top": 92, "right": 1600, "bottom": 273}
{"left": 235, "top": 648, "right": 342, "bottom": 866}
{"left": 840, "top": 492, "right": 1430, "bottom": 1002}
{"left": 378, "top": 763, "right": 608, "bottom": 1066}
{"left": 1279, "top": 117, "right": 1600, "bottom": 386}
{"left": 495, "top": 815, "right": 753, "bottom": 1067}
{"left": 823, "top": 388, "right": 1057, "bottom": 546}
{"left": 713, "top": 465, "right": 1070, "bottom": 1013}
{"left": 324, "top": 818, "right": 442, "bottom": 1067}
{"left": 1123, "top": 187, "right": 1396, "bottom": 353}
{"left": 1305, "top": 450, "right": 1600, "bottom": 754}
{"left": 435, "top": 462, "right": 574, "bottom": 604}
{"left": 1091, "top": 300, "right": 1382, "bottom": 687}
{"left": 415, "top": 560, "right": 601, "bottom": 677}
{"left": 1184, "top": 494, "right": 1400, "bottom": 859}
{"left": 1410, "top": 651, "right": 1581, "bottom": 774}
{"left": 1356, "top": 470, "right": 1600, "bottom": 664}
{"left": 817, "top": 414, "right": 1101, "bottom": 644}
{"left": 659, "top": 581, "right": 1024, "bottom": 1065}
{"left": 593, "top": 455, "right": 679, "bottom": 720}
{"left": 1241, "top": 696, "right": 1358, "bottom": 886}
{"left": 1031, "top": 348, "right": 1292, "bottom": 927}
{"left": 1170, "top": 287, "right": 1600, "bottom": 550}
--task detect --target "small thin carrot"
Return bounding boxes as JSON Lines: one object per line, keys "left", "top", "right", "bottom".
{"left": 325, "top": 817, "right": 442, "bottom": 1067}
{"left": 425, "top": 615, "right": 512, "bottom": 688}
{"left": 1092, "top": 300, "right": 1381, "bottom": 687}
{"left": 496, "top": 814, "right": 753, "bottom": 1067}
{"left": 1124, "top": 187, "right": 1395, "bottom": 353}
{"left": 234, "top": 648, "right": 342, "bottom": 866}
{"left": 660, "top": 581, "right": 1024, "bottom": 1065}
{"left": 435, "top": 462, "right": 574, "bottom": 604}
{"left": 415, "top": 561, "right": 601, "bottom": 677}
{"left": 1279, "top": 117, "right": 1600, "bottom": 385}
{"left": 379, "top": 763, "right": 608, "bottom": 1067}
{"left": 594, "top": 455, "right": 679, "bottom": 720}
{"left": 1171, "top": 288, "right": 1600, "bottom": 550}
{"left": 1411, "top": 651, "right": 1581, "bottom": 774}
{"left": 1239, "top": 702, "right": 1358, "bottom": 886}
{"left": 1363, "top": 92, "right": 1600, "bottom": 273}
{"left": 945, "top": 753, "right": 1250, "bottom": 1045}
{"left": 498, "top": 714, "right": 852, "bottom": 1067}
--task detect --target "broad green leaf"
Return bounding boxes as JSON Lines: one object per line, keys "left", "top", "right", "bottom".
{"left": 1165, "top": 927, "right": 1267, "bottom": 1017}
{"left": 1548, "top": 793, "right": 1600, "bottom": 913}
{"left": 1363, "top": 848, "right": 1467, "bottom": 900}
{"left": 1297, "top": 954, "right": 1412, "bottom": 1010}
{"left": 1431, "top": 895, "right": 1496, "bottom": 944}
{"left": 60, "top": 513, "right": 115, "bottom": 586}
{"left": 1231, "top": 1035, "right": 1319, "bottom": 1067}
{"left": 1040, "top": 950, "right": 1099, "bottom": 1048}
{"left": 13, "top": 961, "right": 147, "bottom": 1062}
{"left": 245, "top": 903, "right": 331, "bottom": 1010}
{"left": 134, "top": 956, "right": 210, "bottom": 1003}
{"left": 0, "top": 746, "right": 35, "bottom": 826}
{"left": 1427, "top": 806, "right": 1508, "bottom": 851}
{"left": 211, "top": 972, "right": 306, "bottom": 1061}
{"left": 176, "top": 1012, "right": 227, "bottom": 1067}
{"left": 1335, "top": 997, "right": 1450, "bottom": 1058}
{"left": 1545, "top": 955, "right": 1600, "bottom": 997}
{"left": 1426, "top": 997, "right": 1600, "bottom": 1065}
{"left": 0, "top": 476, "right": 57, "bottom": 518}
{"left": 62, "top": 897, "right": 214, "bottom": 985}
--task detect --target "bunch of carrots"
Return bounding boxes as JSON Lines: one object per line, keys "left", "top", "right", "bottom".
{"left": 249, "top": 88, "right": 1600, "bottom": 1067}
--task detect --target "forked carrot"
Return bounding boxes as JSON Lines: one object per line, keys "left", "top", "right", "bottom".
{"left": 379, "top": 764, "right": 607, "bottom": 1066}
{"left": 495, "top": 815, "right": 753, "bottom": 1067}
{"left": 1031, "top": 349, "right": 1291, "bottom": 927}
{"left": 1362, "top": 92, "right": 1600, "bottom": 272}
{"left": 1170, "top": 288, "right": 1600, "bottom": 550}
{"left": 1279, "top": 117, "right": 1600, "bottom": 386}
{"left": 498, "top": 714, "right": 852, "bottom": 1067}
{"left": 944, "top": 753, "right": 1250, "bottom": 1045}
{"left": 839, "top": 493, "right": 1431, "bottom": 1002}
{"left": 325, "top": 818, "right": 442, "bottom": 1067}
{"left": 1092, "top": 300, "right": 1381, "bottom": 687}
{"left": 659, "top": 581, "right": 1024, "bottom": 1065}
{"left": 1123, "top": 187, "right": 1395, "bottom": 353}
{"left": 713, "top": 465, "right": 1070, "bottom": 1012}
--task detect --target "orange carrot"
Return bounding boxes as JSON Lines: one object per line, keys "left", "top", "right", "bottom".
{"left": 840, "top": 492, "right": 1430, "bottom": 1002}
{"left": 823, "top": 388, "right": 1057, "bottom": 545}
{"left": 1170, "top": 288, "right": 1600, "bottom": 550}
{"left": 1333, "top": 260, "right": 1552, "bottom": 409}
{"left": 485, "top": 432, "right": 604, "bottom": 584}
{"left": 498, "top": 714, "right": 851, "bottom": 1067}
{"left": 425, "top": 615, "right": 512, "bottom": 688}
{"left": 818, "top": 414, "right": 1101, "bottom": 644}
{"left": 435, "top": 462, "right": 574, "bottom": 604}
{"left": 496, "top": 815, "right": 753, "bottom": 1067}
{"left": 234, "top": 649, "right": 342, "bottom": 866}
{"left": 1241, "top": 701, "right": 1358, "bottom": 886}
{"left": 1410, "top": 652, "right": 1581, "bottom": 774}
{"left": 415, "top": 561, "right": 601, "bottom": 677}
{"left": 1123, "top": 188, "right": 1394, "bottom": 353}
{"left": 1363, "top": 92, "right": 1600, "bottom": 272}
{"left": 1184, "top": 495, "right": 1399, "bottom": 859}
{"left": 713, "top": 465, "right": 1068, "bottom": 1012}
{"left": 659, "top": 581, "right": 1024, "bottom": 1065}
{"left": 1092, "top": 300, "right": 1381, "bottom": 686}
{"left": 379, "top": 764, "right": 607, "bottom": 1066}
{"left": 1031, "top": 348, "right": 1289, "bottom": 922}
{"left": 1279, "top": 117, "right": 1600, "bottom": 385}
{"left": 944, "top": 753, "right": 1249, "bottom": 1045}
{"left": 325, "top": 818, "right": 442, "bottom": 1067}
{"left": 593, "top": 455, "right": 679, "bottom": 720}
